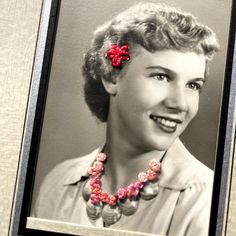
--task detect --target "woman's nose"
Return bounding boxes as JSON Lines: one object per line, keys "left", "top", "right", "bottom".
{"left": 164, "top": 87, "right": 188, "bottom": 112}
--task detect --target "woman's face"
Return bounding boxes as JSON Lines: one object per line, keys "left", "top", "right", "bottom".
{"left": 109, "top": 48, "right": 206, "bottom": 151}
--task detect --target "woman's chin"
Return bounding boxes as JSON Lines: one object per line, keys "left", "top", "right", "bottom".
{"left": 144, "top": 138, "right": 177, "bottom": 152}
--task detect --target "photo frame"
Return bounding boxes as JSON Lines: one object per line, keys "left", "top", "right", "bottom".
{"left": 11, "top": 0, "right": 236, "bottom": 235}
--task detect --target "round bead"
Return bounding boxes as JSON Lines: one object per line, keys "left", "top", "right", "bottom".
{"left": 118, "top": 198, "right": 139, "bottom": 216}
{"left": 140, "top": 181, "right": 159, "bottom": 200}
{"left": 86, "top": 200, "right": 103, "bottom": 220}
{"left": 102, "top": 204, "right": 121, "bottom": 225}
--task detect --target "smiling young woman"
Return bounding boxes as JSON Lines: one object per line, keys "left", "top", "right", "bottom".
{"left": 33, "top": 3, "right": 219, "bottom": 236}
{"left": 104, "top": 48, "right": 206, "bottom": 153}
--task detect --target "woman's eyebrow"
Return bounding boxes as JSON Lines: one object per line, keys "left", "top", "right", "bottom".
{"left": 145, "top": 66, "right": 177, "bottom": 78}
{"left": 192, "top": 77, "right": 206, "bottom": 83}
{"left": 146, "top": 66, "right": 205, "bottom": 81}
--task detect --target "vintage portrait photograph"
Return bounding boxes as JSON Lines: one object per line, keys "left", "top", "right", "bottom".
{"left": 15, "top": 0, "right": 235, "bottom": 235}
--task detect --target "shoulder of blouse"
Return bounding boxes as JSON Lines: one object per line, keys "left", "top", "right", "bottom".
{"left": 161, "top": 139, "right": 214, "bottom": 236}
{"left": 45, "top": 147, "right": 101, "bottom": 187}
{"left": 159, "top": 138, "right": 213, "bottom": 191}
{"left": 166, "top": 140, "right": 214, "bottom": 236}
{"left": 32, "top": 148, "right": 100, "bottom": 217}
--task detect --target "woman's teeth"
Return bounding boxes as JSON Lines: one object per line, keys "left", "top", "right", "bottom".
{"left": 151, "top": 115, "right": 177, "bottom": 128}
{"left": 157, "top": 118, "right": 176, "bottom": 127}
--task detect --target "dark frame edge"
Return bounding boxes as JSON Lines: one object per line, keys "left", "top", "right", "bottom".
{"left": 209, "top": 0, "right": 236, "bottom": 235}
{"left": 224, "top": 129, "right": 236, "bottom": 235}
{"left": 9, "top": 0, "right": 61, "bottom": 235}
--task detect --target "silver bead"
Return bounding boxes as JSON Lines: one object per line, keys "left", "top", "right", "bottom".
{"left": 86, "top": 200, "right": 103, "bottom": 220}
{"left": 140, "top": 181, "right": 159, "bottom": 200}
{"left": 118, "top": 197, "right": 139, "bottom": 216}
{"left": 102, "top": 204, "right": 121, "bottom": 225}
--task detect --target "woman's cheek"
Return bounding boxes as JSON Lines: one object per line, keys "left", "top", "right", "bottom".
{"left": 187, "top": 93, "right": 200, "bottom": 119}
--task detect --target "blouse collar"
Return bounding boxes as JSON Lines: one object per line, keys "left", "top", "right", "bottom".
{"left": 62, "top": 138, "right": 213, "bottom": 190}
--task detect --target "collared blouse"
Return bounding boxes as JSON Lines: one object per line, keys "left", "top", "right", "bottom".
{"left": 33, "top": 138, "right": 213, "bottom": 236}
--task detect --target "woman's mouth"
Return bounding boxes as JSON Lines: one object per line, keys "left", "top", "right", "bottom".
{"left": 150, "top": 115, "right": 181, "bottom": 133}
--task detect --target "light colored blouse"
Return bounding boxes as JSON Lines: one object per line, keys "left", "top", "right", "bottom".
{"left": 33, "top": 138, "right": 213, "bottom": 236}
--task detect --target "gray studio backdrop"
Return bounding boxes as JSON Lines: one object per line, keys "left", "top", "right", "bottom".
{"left": 32, "top": 0, "right": 232, "bottom": 207}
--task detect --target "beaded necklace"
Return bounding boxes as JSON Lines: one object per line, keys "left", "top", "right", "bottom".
{"left": 82, "top": 152, "right": 161, "bottom": 225}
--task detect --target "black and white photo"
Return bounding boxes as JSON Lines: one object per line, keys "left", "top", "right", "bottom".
{"left": 13, "top": 1, "right": 236, "bottom": 236}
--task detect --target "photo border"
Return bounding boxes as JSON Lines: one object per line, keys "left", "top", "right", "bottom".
{"left": 209, "top": 1, "right": 236, "bottom": 234}
{"left": 10, "top": 0, "right": 236, "bottom": 235}
{"left": 10, "top": 0, "right": 61, "bottom": 235}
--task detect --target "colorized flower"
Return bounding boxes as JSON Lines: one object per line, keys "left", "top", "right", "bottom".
{"left": 91, "top": 185, "right": 101, "bottom": 194}
{"left": 88, "top": 166, "right": 101, "bottom": 176}
{"left": 147, "top": 169, "right": 158, "bottom": 181}
{"left": 90, "top": 193, "right": 100, "bottom": 205}
{"left": 107, "top": 195, "right": 116, "bottom": 206}
{"left": 93, "top": 161, "right": 104, "bottom": 171}
{"left": 138, "top": 172, "right": 148, "bottom": 183}
{"left": 127, "top": 183, "right": 139, "bottom": 197}
{"left": 149, "top": 159, "right": 161, "bottom": 172}
{"left": 96, "top": 153, "right": 107, "bottom": 162}
{"left": 90, "top": 176, "right": 101, "bottom": 185}
{"left": 105, "top": 44, "right": 130, "bottom": 68}
{"left": 134, "top": 181, "right": 143, "bottom": 190}
{"left": 117, "top": 188, "right": 128, "bottom": 200}
{"left": 99, "top": 191, "right": 109, "bottom": 202}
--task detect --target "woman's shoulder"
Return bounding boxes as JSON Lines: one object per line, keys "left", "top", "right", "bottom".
{"left": 43, "top": 148, "right": 100, "bottom": 187}
{"left": 163, "top": 140, "right": 214, "bottom": 235}
{"left": 182, "top": 146, "right": 213, "bottom": 187}
{"left": 32, "top": 148, "right": 99, "bottom": 217}
{"left": 160, "top": 138, "right": 213, "bottom": 191}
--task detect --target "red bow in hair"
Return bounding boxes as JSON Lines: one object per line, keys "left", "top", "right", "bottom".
{"left": 105, "top": 44, "right": 130, "bottom": 68}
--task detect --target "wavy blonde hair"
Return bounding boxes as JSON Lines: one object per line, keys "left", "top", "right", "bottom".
{"left": 82, "top": 3, "right": 219, "bottom": 122}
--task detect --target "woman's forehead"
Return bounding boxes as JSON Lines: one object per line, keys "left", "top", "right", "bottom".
{"left": 126, "top": 47, "right": 206, "bottom": 78}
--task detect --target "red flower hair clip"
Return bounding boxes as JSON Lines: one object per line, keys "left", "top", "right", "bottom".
{"left": 105, "top": 44, "right": 130, "bottom": 68}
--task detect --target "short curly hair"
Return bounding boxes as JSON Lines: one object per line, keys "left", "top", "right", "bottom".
{"left": 82, "top": 3, "right": 219, "bottom": 122}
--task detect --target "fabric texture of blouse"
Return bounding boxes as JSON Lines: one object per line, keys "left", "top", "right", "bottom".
{"left": 33, "top": 138, "right": 213, "bottom": 236}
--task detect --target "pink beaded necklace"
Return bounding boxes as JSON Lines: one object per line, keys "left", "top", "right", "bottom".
{"left": 82, "top": 152, "right": 161, "bottom": 225}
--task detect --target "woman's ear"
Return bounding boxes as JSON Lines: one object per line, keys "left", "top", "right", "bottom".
{"left": 101, "top": 79, "right": 118, "bottom": 96}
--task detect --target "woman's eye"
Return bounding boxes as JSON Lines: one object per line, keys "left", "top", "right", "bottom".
{"left": 151, "top": 73, "right": 169, "bottom": 82}
{"left": 187, "top": 82, "right": 202, "bottom": 91}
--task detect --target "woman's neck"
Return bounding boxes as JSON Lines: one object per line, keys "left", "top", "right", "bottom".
{"left": 101, "top": 126, "right": 165, "bottom": 195}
